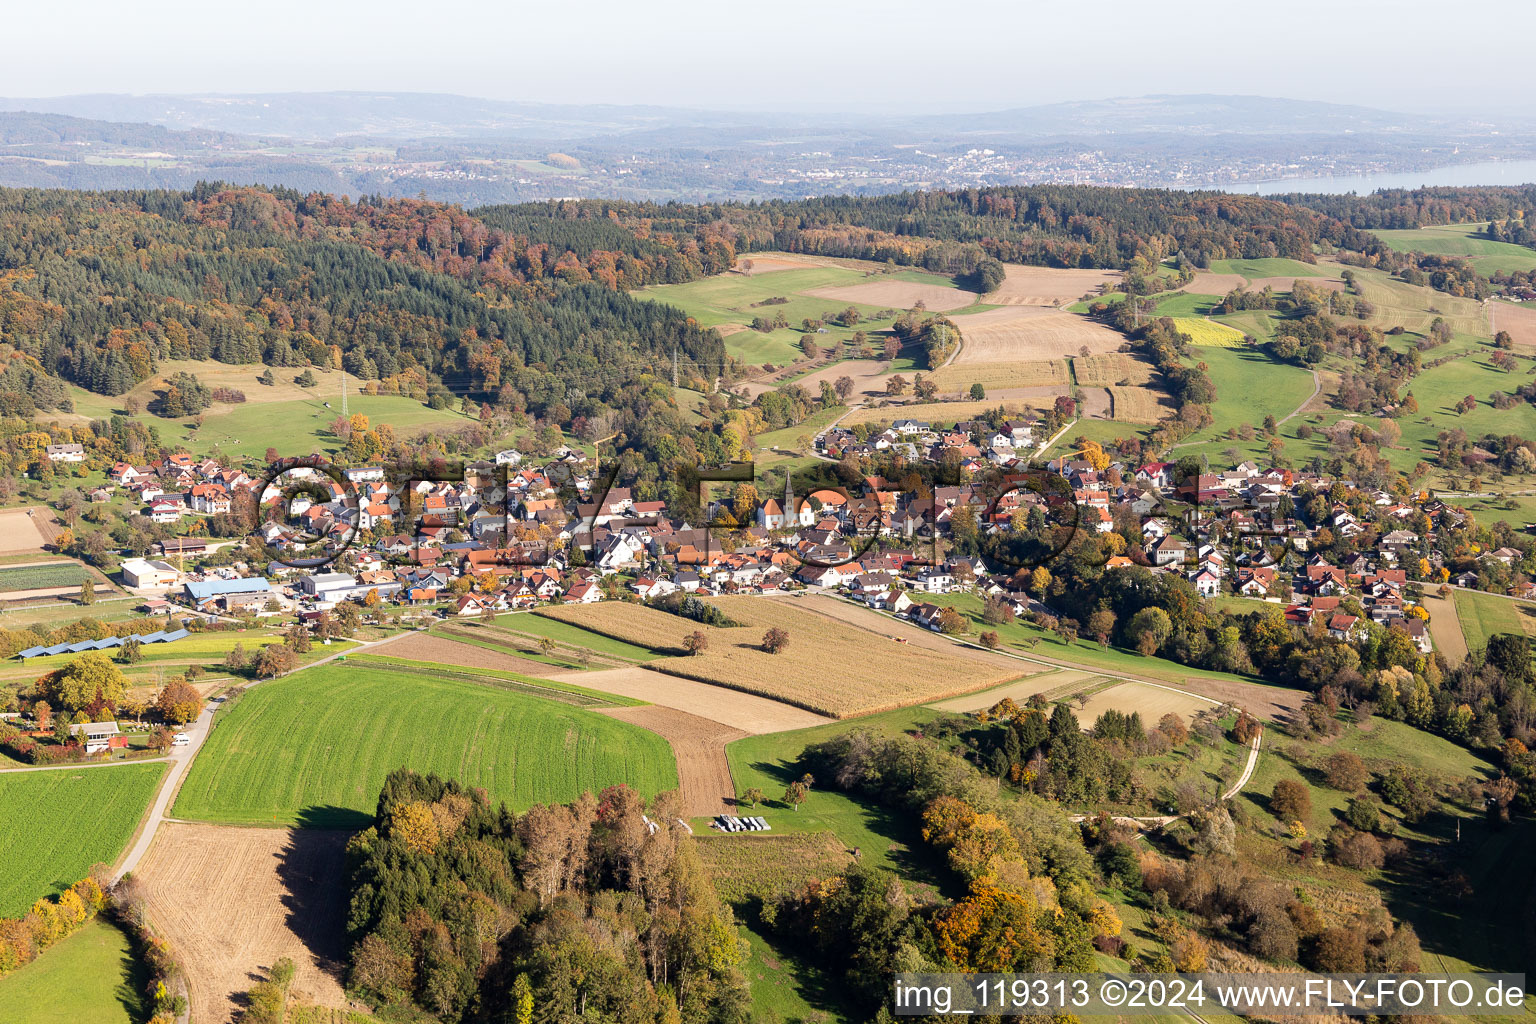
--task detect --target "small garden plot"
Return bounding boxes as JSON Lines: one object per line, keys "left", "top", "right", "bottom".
{"left": 695, "top": 832, "right": 854, "bottom": 904}
{"left": 1172, "top": 317, "right": 1248, "bottom": 347}
{"left": 1073, "top": 353, "right": 1154, "bottom": 387}
{"left": 0, "top": 562, "right": 91, "bottom": 594}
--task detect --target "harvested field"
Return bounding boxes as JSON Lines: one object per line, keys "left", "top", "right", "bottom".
{"left": 1184, "top": 273, "right": 1245, "bottom": 295}
{"left": 550, "top": 666, "right": 828, "bottom": 733}
{"left": 1071, "top": 681, "right": 1217, "bottom": 729}
{"left": 134, "top": 823, "right": 350, "bottom": 1024}
{"left": 1421, "top": 592, "right": 1469, "bottom": 667}
{"left": 695, "top": 832, "right": 854, "bottom": 904}
{"left": 1493, "top": 301, "right": 1536, "bottom": 346}
{"left": 539, "top": 597, "right": 1025, "bottom": 717}
{"left": 929, "top": 358, "right": 1069, "bottom": 392}
{"left": 806, "top": 279, "right": 977, "bottom": 312}
{"left": 1246, "top": 276, "right": 1344, "bottom": 293}
{"left": 1108, "top": 386, "right": 1173, "bottom": 423}
{"left": 842, "top": 399, "right": 1033, "bottom": 427}
{"left": 748, "top": 357, "right": 908, "bottom": 401}
{"left": 1174, "top": 675, "right": 1305, "bottom": 725}
{"left": 949, "top": 307, "right": 1125, "bottom": 361}
{"left": 0, "top": 509, "right": 53, "bottom": 555}
{"left": 1352, "top": 270, "right": 1487, "bottom": 335}
{"left": 1073, "top": 352, "right": 1155, "bottom": 387}
{"left": 384, "top": 630, "right": 561, "bottom": 676}
{"left": 985, "top": 266, "right": 1120, "bottom": 306}
{"left": 928, "top": 668, "right": 1077, "bottom": 712}
{"left": 600, "top": 705, "right": 745, "bottom": 816}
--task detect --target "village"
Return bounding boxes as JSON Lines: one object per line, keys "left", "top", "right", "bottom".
{"left": 34, "top": 408, "right": 1529, "bottom": 674}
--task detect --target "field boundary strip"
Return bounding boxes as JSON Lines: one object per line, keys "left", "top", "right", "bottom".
{"left": 432, "top": 625, "right": 593, "bottom": 670}
{"left": 347, "top": 653, "right": 639, "bottom": 707}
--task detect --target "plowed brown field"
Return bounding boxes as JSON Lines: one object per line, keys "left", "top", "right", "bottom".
{"left": 599, "top": 705, "right": 746, "bottom": 815}
{"left": 135, "top": 823, "right": 351, "bottom": 1024}
{"left": 986, "top": 266, "right": 1121, "bottom": 306}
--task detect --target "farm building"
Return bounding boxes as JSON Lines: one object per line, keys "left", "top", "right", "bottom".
{"left": 156, "top": 537, "right": 208, "bottom": 557}
{"left": 121, "top": 557, "right": 182, "bottom": 589}
{"left": 16, "top": 628, "right": 189, "bottom": 660}
{"left": 185, "top": 577, "right": 271, "bottom": 607}
{"left": 299, "top": 573, "right": 358, "bottom": 600}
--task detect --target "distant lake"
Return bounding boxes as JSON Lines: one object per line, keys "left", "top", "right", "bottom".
{"left": 1208, "top": 159, "right": 1536, "bottom": 195}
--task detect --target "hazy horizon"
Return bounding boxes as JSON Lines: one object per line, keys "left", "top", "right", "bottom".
{"left": 7, "top": 0, "right": 1526, "bottom": 119}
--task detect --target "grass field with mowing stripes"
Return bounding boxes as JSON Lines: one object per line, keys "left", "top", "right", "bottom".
{"left": 172, "top": 661, "right": 677, "bottom": 827}
{"left": 0, "top": 763, "right": 167, "bottom": 916}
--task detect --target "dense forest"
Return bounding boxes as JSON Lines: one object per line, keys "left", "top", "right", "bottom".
{"left": 477, "top": 186, "right": 1381, "bottom": 276}
{"left": 0, "top": 185, "right": 724, "bottom": 403}
{"left": 345, "top": 769, "right": 750, "bottom": 1022}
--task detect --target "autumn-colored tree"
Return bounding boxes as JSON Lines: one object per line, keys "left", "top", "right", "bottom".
{"left": 1156, "top": 712, "right": 1188, "bottom": 746}
{"left": 251, "top": 643, "right": 296, "bottom": 679}
{"left": 932, "top": 881, "right": 1053, "bottom": 971}
{"left": 937, "top": 607, "right": 969, "bottom": 635}
{"left": 1087, "top": 609, "right": 1115, "bottom": 647}
{"left": 739, "top": 787, "right": 764, "bottom": 808}
{"left": 979, "top": 630, "right": 1000, "bottom": 650}
{"left": 783, "top": 780, "right": 808, "bottom": 811}
{"left": 762, "top": 626, "right": 790, "bottom": 653}
{"left": 224, "top": 642, "right": 248, "bottom": 671}
{"left": 1324, "top": 751, "right": 1369, "bottom": 792}
{"left": 390, "top": 801, "right": 440, "bottom": 856}
{"left": 682, "top": 630, "right": 709, "bottom": 656}
{"left": 38, "top": 653, "right": 127, "bottom": 713}
{"left": 286, "top": 621, "right": 311, "bottom": 654}
{"left": 1270, "top": 778, "right": 1312, "bottom": 822}
{"left": 156, "top": 679, "right": 203, "bottom": 725}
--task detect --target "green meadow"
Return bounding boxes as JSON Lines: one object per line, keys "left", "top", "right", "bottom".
{"left": 1374, "top": 223, "right": 1536, "bottom": 278}
{"left": 0, "top": 918, "right": 150, "bottom": 1024}
{"left": 637, "top": 261, "right": 986, "bottom": 366}
{"left": 0, "top": 764, "right": 167, "bottom": 916}
{"left": 173, "top": 660, "right": 677, "bottom": 827}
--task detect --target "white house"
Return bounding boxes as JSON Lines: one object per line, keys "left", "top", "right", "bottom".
{"left": 45, "top": 443, "right": 86, "bottom": 463}
{"left": 121, "top": 558, "right": 181, "bottom": 589}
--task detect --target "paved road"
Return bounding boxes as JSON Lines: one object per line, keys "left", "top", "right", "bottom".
{"left": 111, "top": 630, "right": 411, "bottom": 879}
{"left": 0, "top": 630, "right": 411, "bottom": 879}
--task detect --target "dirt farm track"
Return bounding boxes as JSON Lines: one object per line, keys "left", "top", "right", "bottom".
{"left": 599, "top": 705, "right": 747, "bottom": 816}
{"left": 134, "top": 823, "right": 352, "bottom": 1024}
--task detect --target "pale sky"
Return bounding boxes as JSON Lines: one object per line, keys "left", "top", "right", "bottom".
{"left": 4, "top": 0, "right": 1520, "bottom": 115}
